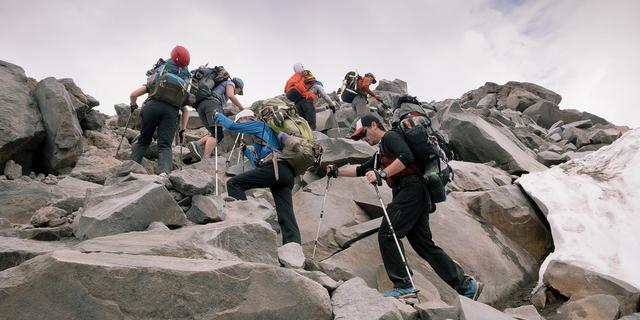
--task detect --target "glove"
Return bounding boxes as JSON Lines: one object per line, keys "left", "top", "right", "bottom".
{"left": 130, "top": 103, "right": 138, "bottom": 112}
{"left": 239, "top": 139, "right": 247, "bottom": 152}
{"left": 329, "top": 105, "right": 337, "bottom": 113}
{"left": 178, "top": 129, "right": 185, "bottom": 144}
{"left": 326, "top": 165, "right": 338, "bottom": 178}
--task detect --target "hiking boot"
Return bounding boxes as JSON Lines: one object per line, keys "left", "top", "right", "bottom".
{"left": 461, "top": 276, "right": 483, "bottom": 300}
{"left": 187, "top": 141, "right": 203, "bottom": 161}
{"left": 383, "top": 287, "right": 419, "bottom": 298}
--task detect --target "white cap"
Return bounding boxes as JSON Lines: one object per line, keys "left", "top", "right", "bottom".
{"left": 234, "top": 109, "right": 255, "bottom": 122}
{"left": 293, "top": 62, "right": 304, "bottom": 74}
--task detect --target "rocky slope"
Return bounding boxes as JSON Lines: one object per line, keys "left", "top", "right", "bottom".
{"left": 1, "top": 59, "right": 638, "bottom": 319}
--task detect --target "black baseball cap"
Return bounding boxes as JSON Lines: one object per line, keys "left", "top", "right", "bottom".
{"left": 351, "top": 115, "right": 384, "bottom": 140}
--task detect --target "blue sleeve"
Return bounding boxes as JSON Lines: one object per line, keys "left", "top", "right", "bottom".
{"left": 243, "top": 147, "right": 257, "bottom": 168}
{"left": 215, "top": 114, "right": 282, "bottom": 150}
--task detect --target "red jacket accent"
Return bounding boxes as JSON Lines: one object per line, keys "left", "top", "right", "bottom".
{"left": 285, "top": 73, "right": 317, "bottom": 100}
{"left": 380, "top": 145, "right": 421, "bottom": 188}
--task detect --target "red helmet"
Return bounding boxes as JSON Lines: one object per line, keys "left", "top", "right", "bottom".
{"left": 170, "top": 45, "right": 190, "bottom": 68}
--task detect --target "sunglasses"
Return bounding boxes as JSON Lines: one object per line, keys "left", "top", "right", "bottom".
{"left": 360, "top": 127, "right": 368, "bottom": 138}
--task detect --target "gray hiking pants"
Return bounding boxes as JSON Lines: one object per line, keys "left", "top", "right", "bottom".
{"left": 351, "top": 94, "right": 370, "bottom": 117}
{"left": 131, "top": 99, "right": 178, "bottom": 174}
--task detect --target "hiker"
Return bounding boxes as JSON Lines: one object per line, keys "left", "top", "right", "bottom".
{"left": 352, "top": 72, "right": 383, "bottom": 117}
{"left": 188, "top": 77, "right": 246, "bottom": 161}
{"left": 284, "top": 63, "right": 324, "bottom": 130}
{"left": 309, "top": 80, "right": 338, "bottom": 113}
{"left": 214, "top": 110, "right": 302, "bottom": 244}
{"left": 325, "top": 114, "right": 480, "bottom": 299}
{"left": 130, "top": 45, "right": 191, "bottom": 174}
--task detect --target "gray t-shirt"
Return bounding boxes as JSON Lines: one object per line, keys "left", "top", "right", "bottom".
{"left": 212, "top": 80, "right": 236, "bottom": 103}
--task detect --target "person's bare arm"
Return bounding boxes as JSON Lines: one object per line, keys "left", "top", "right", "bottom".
{"left": 129, "top": 86, "right": 147, "bottom": 108}
{"left": 180, "top": 106, "right": 189, "bottom": 131}
{"left": 226, "top": 84, "right": 245, "bottom": 110}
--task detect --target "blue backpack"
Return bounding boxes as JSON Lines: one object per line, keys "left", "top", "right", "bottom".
{"left": 146, "top": 59, "right": 192, "bottom": 107}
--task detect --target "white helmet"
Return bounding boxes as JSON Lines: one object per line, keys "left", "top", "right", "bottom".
{"left": 234, "top": 109, "right": 256, "bottom": 122}
{"left": 293, "top": 62, "right": 304, "bottom": 74}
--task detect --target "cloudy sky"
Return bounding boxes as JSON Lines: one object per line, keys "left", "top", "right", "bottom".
{"left": 2, "top": 0, "right": 639, "bottom": 128}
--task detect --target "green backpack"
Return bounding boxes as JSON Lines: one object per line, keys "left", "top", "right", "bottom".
{"left": 258, "top": 98, "right": 320, "bottom": 176}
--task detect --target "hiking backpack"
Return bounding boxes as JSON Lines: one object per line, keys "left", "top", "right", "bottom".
{"left": 146, "top": 58, "right": 192, "bottom": 108}
{"left": 339, "top": 71, "right": 360, "bottom": 103}
{"left": 191, "top": 65, "right": 230, "bottom": 104}
{"left": 258, "top": 98, "right": 321, "bottom": 176}
{"left": 392, "top": 95, "right": 454, "bottom": 203}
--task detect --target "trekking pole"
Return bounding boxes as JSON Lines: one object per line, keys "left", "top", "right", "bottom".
{"left": 115, "top": 111, "right": 134, "bottom": 157}
{"left": 226, "top": 133, "right": 242, "bottom": 167}
{"left": 373, "top": 183, "right": 417, "bottom": 290}
{"left": 236, "top": 134, "right": 245, "bottom": 166}
{"left": 312, "top": 176, "right": 332, "bottom": 259}
{"left": 214, "top": 122, "right": 219, "bottom": 196}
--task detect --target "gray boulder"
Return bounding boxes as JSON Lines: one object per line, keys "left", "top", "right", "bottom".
{"left": 459, "top": 296, "right": 517, "bottom": 319}
{"left": 523, "top": 100, "right": 564, "bottom": 129}
{"left": 466, "top": 185, "right": 550, "bottom": 261}
{"left": 33, "top": 77, "right": 83, "bottom": 173}
{"left": 278, "top": 242, "right": 305, "bottom": 269}
{"left": 503, "top": 81, "right": 562, "bottom": 105}
{"left": 0, "top": 61, "right": 45, "bottom": 170}
{"left": 3, "top": 160, "right": 22, "bottom": 180}
{"left": 503, "top": 305, "right": 544, "bottom": 320}
{"left": 52, "top": 176, "right": 102, "bottom": 213}
{"left": 316, "top": 138, "right": 377, "bottom": 168}
{"left": 374, "top": 78, "right": 408, "bottom": 94}
{"left": 544, "top": 260, "right": 640, "bottom": 315}
{"left": 476, "top": 93, "right": 497, "bottom": 108}
{"left": 70, "top": 147, "right": 124, "bottom": 184}
{"left": 589, "top": 127, "right": 623, "bottom": 144}
{"left": 74, "top": 179, "right": 187, "bottom": 239}
{"left": 550, "top": 294, "right": 620, "bottom": 320}
{"left": 102, "top": 160, "right": 148, "bottom": 185}
{"left": 504, "top": 87, "right": 540, "bottom": 112}
{"left": 0, "top": 251, "right": 332, "bottom": 320}
{"left": 76, "top": 220, "right": 278, "bottom": 265}
{"left": 224, "top": 197, "right": 279, "bottom": 231}
{"left": 332, "top": 277, "right": 403, "bottom": 320}
{"left": 440, "top": 104, "right": 546, "bottom": 173}
{"left": 0, "top": 236, "right": 74, "bottom": 271}
{"left": 0, "top": 179, "right": 57, "bottom": 224}
{"left": 186, "top": 194, "right": 225, "bottom": 224}
{"left": 171, "top": 166, "right": 217, "bottom": 196}
{"left": 449, "top": 161, "right": 512, "bottom": 192}
{"left": 335, "top": 217, "right": 381, "bottom": 248}
{"left": 30, "top": 206, "right": 68, "bottom": 227}
{"left": 512, "top": 127, "right": 547, "bottom": 151}
{"left": 114, "top": 103, "right": 141, "bottom": 130}
{"left": 295, "top": 177, "right": 392, "bottom": 258}
{"left": 536, "top": 150, "right": 567, "bottom": 166}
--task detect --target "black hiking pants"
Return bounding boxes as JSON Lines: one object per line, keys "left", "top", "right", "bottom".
{"left": 379, "top": 175, "right": 465, "bottom": 291}
{"left": 131, "top": 99, "right": 178, "bottom": 174}
{"left": 294, "top": 99, "right": 316, "bottom": 130}
{"left": 227, "top": 161, "right": 301, "bottom": 244}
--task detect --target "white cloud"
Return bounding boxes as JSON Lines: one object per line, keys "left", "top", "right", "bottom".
{"left": 1, "top": 0, "right": 638, "bottom": 128}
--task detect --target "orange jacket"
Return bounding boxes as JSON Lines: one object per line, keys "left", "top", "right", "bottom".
{"left": 285, "top": 73, "right": 318, "bottom": 100}
{"left": 357, "top": 77, "right": 379, "bottom": 99}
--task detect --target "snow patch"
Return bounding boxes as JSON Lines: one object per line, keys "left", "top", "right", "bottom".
{"left": 518, "top": 129, "right": 640, "bottom": 289}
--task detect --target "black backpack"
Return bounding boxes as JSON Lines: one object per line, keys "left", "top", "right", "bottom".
{"left": 191, "top": 65, "right": 230, "bottom": 104}
{"left": 393, "top": 96, "right": 454, "bottom": 203}
{"left": 339, "top": 71, "right": 360, "bottom": 103}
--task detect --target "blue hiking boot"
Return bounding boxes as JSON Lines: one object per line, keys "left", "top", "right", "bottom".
{"left": 383, "top": 287, "right": 419, "bottom": 298}
{"left": 188, "top": 141, "right": 203, "bottom": 162}
{"left": 462, "top": 276, "right": 483, "bottom": 300}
